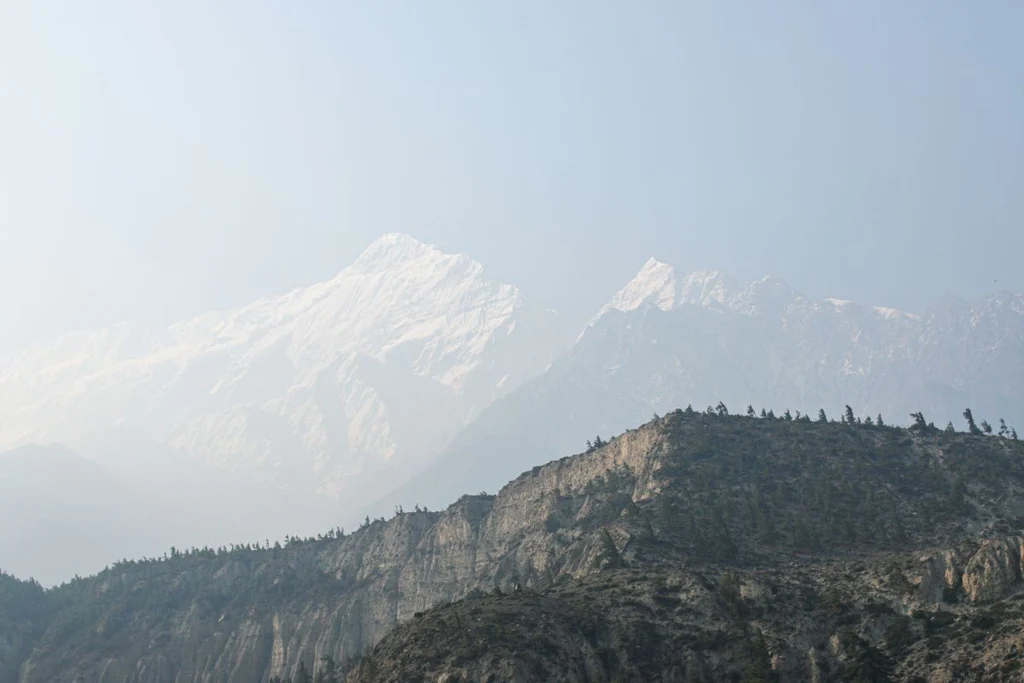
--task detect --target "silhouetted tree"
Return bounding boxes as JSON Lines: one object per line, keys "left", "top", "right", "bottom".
{"left": 817, "top": 409, "right": 828, "bottom": 423}
{"left": 877, "top": 414, "right": 884, "bottom": 427}
{"left": 945, "top": 421, "right": 956, "bottom": 433}
{"left": 910, "top": 412, "right": 927, "bottom": 431}
{"left": 864, "top": 416, "right": 874, "bottom": 425}
{"left": 747, "top": 405, "right": 756, "bottom": 418}
{"left": 766, "top": 409, "right": 776, "bottom": 420}
{"left": 845, "top": 405, "right": 856, "bottom": 424}
{"left": 981, "top": 420, "right": 993, "bottom": 435}
{"left": 716, "top": 402, "right": 729, "bottom": 417}
{"left": 964, "top": 408, "right": 981, "bottom": 435}
{"left": 999, "top": 419, "right": 1009, "bottom": 438}
{"left": 783, "top": 409, "right": 793, "bottom": 421}
{"left": 761, "top": 408, "right": 768, "bottom": 419}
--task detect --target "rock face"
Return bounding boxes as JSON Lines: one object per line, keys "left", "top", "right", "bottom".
{"left": 6, "top": 413, "right": 1024, "bottom": 682}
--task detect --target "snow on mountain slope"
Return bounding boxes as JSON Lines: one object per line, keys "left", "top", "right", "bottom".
{"left": 373, "top": 259, "right": 1024, "bottom": 514}
{"left": 0, "top": 234, "right": 562, "bottom": 505}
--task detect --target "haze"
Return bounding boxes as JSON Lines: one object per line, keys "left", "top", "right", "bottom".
{"left": 2, "top": 1, "right": 1022, "bottom": 358}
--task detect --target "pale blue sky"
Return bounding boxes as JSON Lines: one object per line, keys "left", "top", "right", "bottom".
{"left": 1, "top": 1, "right": 1022, "bottom": 355}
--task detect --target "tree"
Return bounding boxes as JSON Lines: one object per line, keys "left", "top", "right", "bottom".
{"left": 845, "top": 405, "right": 856, "bottom": 424}
{"left": 817, "top": 409, "right": 828, "bottom": 423}
{"left": 944, "top": 421, "right": 956, "bottom": 433}
{"left": 743, "top": 629, "right": 778, "bottom": 683}
{"left": 747, "top": 405, "right": 756, "bottom": 418}
{"left": 761, "top": 408, "right": 768, "bottom": 419}
{"left": 766, "top": 409, "right": 776, "bottom": 420}
{"left": 877, "top": 414, "right": 884, "bottom": 428}
{"left": 999, "top": 419, "right": 1009, "bottom": 438}
{"left": 981, "top": 420, "right": 993, "bottom": 435}
{"left": 715, "top": 402, "right": 729, "bottom": 417}
{"left": 910, "top": 412, "right": 927, "bottom": 431}
{"left": 864, "top": 416, "right": 874, "bottom": 425}
{"left": 783, "top": 409, "right": 793, "bottom": 421}
{"left": 1013, "top": 428, "right": 1019, "bottom": 440}
{"left": 964, "top": 408, "right": 981, "bottom": 435}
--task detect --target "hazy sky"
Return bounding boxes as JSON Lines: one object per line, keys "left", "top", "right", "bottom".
{"left": 2, "top": 1, "right": 1022, "bottom": 356}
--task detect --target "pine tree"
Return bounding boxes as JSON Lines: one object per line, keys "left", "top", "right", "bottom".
{"left": 964, "top": 408, "right": 981, "bottom": 435}
{"left": 747, "top": 405, "right": 756, "bottom": 418}
{"left": 981, "top": 420, "right": 993, "bottom": 435}
{"left": 716, "top": 402, "right": 729, "bottom": 417}
{"left": 761, "top": 408, "right": 768, "bottom": 419}
{"left": 864, "top": 416, "right": 874, "bottom": 425}
{"left": 910, "top": 412, "right": 927, "bottom": 431}
{"left": 783, "top": 409, "right": 793, "bottom": 421}
{"left": 844, "top": 405, "right": 856, "bottom": 424}
{"left": 945, "top": 421, "right": 956, "bottom": 433}
{"left": 877, "top": 414, "right": 884, "bottom": 427}
{"left": 817, "top": 409, "right": 828, "bottom": 423}
{"left": 999, "top": 419, "right": 1009, "bottom": 438}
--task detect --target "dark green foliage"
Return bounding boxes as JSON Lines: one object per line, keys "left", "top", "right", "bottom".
{"left": 998, "top": 419, "right": 1009, "bottom": 438}
{"left": 877, "top": 414, "right": 884, "bottom": 427}
{"left": 910, "top": 412, "right": 927, "bottom": 431}
{"left": 945, "top": 421, "right": 956, "bottom": 433}
{"left": 981, "top": 420, "right": 993, "bottom": 435}
{"left": 782, "top": 409, "right": 792, "bottom": 421}
{"left": 818, "top": 409, "right": 828, "bottom": 423}
{"left": 743, "top": 629, "right": 777, "bottom": 683}
{"left": 747, "top": 405, "right": 756, "bottom": 418}
{"left": 845, "top": 405, "right": 856, "bottom": 424}
{"left": 716, "top": 402, "right": 729, "bottom": 417}
{"left": 964, "top": 408, "right": 981, "bottom": 435}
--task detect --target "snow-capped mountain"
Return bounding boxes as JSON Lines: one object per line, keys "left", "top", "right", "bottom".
{"left": 373, "top": 258, "right": 1024, "bottom": 514}
{"left": 0, "top": 234, "right": 563, "bottom": 507}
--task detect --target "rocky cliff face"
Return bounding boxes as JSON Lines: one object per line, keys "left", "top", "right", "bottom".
{"left": 6, "top": 413, "right": 1024, "bottom": 682}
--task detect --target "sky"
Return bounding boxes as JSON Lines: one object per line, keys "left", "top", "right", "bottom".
{"left": 1, "top": 1, "right": 1022, "bottom": 356}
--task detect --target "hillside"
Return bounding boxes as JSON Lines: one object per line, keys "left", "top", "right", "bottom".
{"left": 4, "top": 411, "right": 1024, "bottom": 682}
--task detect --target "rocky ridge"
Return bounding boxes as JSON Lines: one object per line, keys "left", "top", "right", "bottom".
{"left": 5, "top": 412, "right": 1024, "bottom": 682}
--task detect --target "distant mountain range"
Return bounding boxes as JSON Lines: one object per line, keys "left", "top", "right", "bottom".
{"left": 2, "top": 234, "right": 1021, "bottom": 581}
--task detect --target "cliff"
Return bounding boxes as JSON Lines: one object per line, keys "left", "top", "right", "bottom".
{"left": 6, "top": 411, "right": 1024, "bottom": 682}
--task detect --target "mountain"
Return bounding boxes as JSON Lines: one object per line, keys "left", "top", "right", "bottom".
{"left": 0, "top": 234, "right": 564, "bottom": 518}
{"left": 375, "top": 260, "right": 1024, "bottom": 513}
{"left": 4, "top": 413, "right": 1024, "bottom": 682}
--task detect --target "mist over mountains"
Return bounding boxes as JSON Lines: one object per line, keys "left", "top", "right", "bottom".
{"left": 2, "top": 234, "right": 1021, "bottom": 584}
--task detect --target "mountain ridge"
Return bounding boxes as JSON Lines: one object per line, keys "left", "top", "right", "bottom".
{"left": 5, "top": 412, "right": 1024, "bottom": 682}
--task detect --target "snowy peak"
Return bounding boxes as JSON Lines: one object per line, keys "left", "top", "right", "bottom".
{"left": 349, "top": 233, "right": 450, "bottom": 273}
{"left": 601, "top": 259, "right": 734, "bottom": 316}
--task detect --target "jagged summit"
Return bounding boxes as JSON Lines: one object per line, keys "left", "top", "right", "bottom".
{"left": 349, "top": 233, "right": 452, "bottom": 273}
{"left": 599, "top": 259, "right": 734, "bottom": 318}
